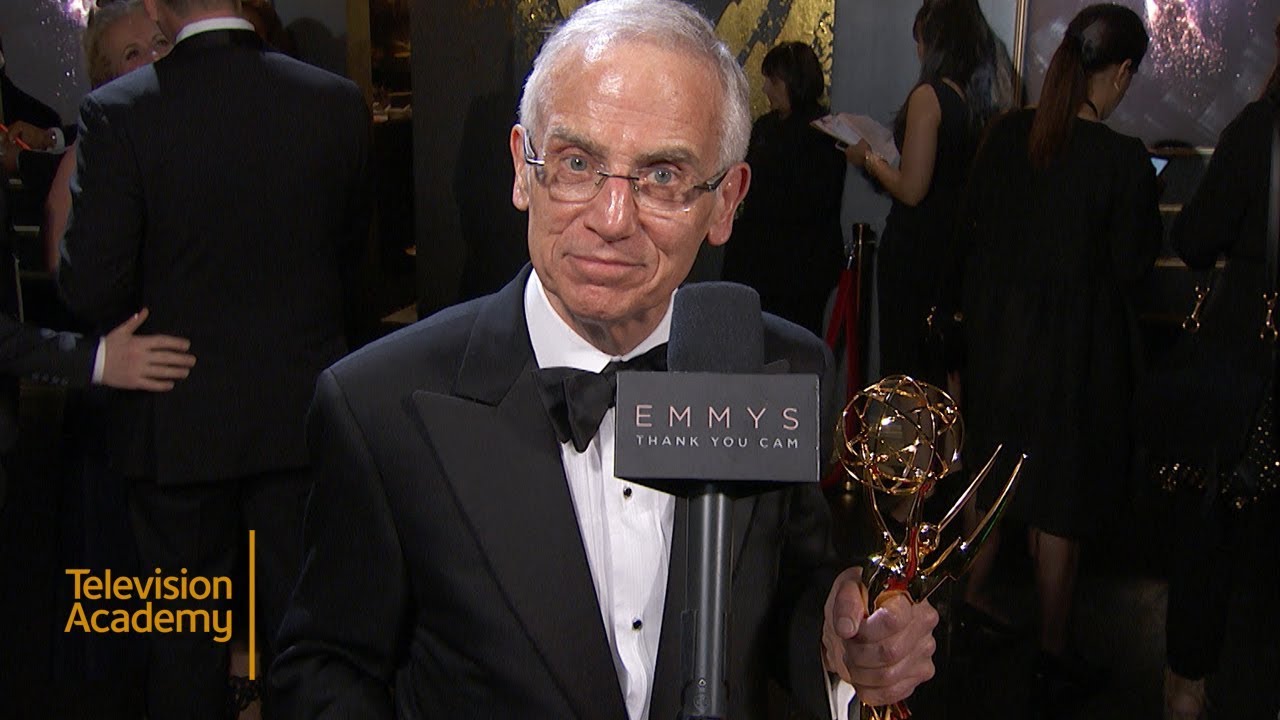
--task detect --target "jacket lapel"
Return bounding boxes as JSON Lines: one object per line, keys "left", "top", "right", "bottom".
{"left": 410, "top": 267, "right": 627, "bottom": 720}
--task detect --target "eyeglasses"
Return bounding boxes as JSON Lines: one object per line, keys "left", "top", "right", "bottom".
{"left": 522, "top": 131, "right": 729, "bottom": 213}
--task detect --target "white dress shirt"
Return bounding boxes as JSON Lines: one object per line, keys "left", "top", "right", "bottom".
{"left": 525, "top": 272, "right": 675, "bottom": 720}
{"left": 174, "top": 16, "right": 256, "bottom": 44}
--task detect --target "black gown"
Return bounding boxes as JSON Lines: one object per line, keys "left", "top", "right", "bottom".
{"left": 876, "top": 81, "right": 976, "bottom": 383}
{"left": 1163, "top": 94, "right": 1280, "bottom": 690}
{"left": 723, "top": 106, "right": 846, "bottom": 335}
{"left": 960, "top": 109, "right": 1162, "bottom": 538}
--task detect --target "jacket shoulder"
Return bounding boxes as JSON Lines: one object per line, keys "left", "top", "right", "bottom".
{"left": 762, "top": 313, "right": 830, "bottom": 376}
{"left": 325, "top": 297, "right": 487, "bottom": 395}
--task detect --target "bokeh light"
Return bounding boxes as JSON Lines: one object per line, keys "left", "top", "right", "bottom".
{"left": 59, "top": 0, "right": 92, "bottom": 27}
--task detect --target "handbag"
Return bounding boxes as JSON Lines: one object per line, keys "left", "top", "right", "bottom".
{"left": 1132, "top": 113, "right": 1280, "bottom": 511}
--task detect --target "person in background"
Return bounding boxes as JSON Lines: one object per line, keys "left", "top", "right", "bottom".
{"left": 958, "top": 3, "right": 1160, "bottom": 709}
{"left": 58, "top": 0, "right": 370, "bottom": 715}
{"left": 721, "top": 41, "right": 846, "bottom": 336}
{"left": 1160, "top": 18, "right": 1280, "bottom": 720}
{"left": 44, "top": 0, "right": 172, "bottom": 272}
{"left": 845, "top": 0, "right": 1007, "bottom": 385}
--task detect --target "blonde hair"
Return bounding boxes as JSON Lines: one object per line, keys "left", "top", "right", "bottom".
{"left": 83, "top": 0, "right": 148, "bottom": 88}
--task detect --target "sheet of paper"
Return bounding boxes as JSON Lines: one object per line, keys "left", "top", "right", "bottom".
{"left": 811, "top": 113, "right": 900, "bottom": 165}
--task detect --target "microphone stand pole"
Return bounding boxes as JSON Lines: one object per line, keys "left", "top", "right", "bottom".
{"left": 680, "top": 484, "right": 733, "bottom": 720}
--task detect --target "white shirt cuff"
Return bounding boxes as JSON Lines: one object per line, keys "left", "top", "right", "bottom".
{"left": 92, "top": 337, "right": 106, "bottom": 384}
{"left": 828, "top": 676, "right": 857, "bottom": 720}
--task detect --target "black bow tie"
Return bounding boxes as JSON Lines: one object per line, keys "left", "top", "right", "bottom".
{"left": 534, "top": 343, "right": 668, "bottom": 453}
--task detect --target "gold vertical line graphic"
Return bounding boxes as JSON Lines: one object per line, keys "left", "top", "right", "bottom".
{"left": 249, "top": 529, "right": 257, "bottom": 681}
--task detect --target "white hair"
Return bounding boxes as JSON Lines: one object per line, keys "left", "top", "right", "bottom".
{"left": 518, "top": 0, "right": 750, "bottom": 169}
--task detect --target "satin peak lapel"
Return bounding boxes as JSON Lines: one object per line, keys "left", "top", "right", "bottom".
{"left": 410, "top": 270, "right": 627, "bottom": 719}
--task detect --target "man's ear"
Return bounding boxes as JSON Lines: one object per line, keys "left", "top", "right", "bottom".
{"left": 705, "top": 162, "right": 751, "bottom": 248}
{"left": 509, "top": 125, "right": 530, "bottom": 211}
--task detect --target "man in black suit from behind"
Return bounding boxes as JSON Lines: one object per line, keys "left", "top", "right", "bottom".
{"left": 58, "top": 0, "right": 370, "bottom": 717}
{"left": 273, "top": 1, "right": 936, "bottom": 718}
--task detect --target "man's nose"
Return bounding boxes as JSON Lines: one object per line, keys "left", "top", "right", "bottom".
{"left": 585, "top": 175, "right": 640, "bottom": 241}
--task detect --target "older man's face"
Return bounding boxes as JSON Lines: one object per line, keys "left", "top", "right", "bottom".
{"left": 510, "top": 40, "right": 750, "bottom": 354}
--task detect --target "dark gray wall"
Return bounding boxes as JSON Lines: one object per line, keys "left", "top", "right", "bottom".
{"left": 411, "top": 1, "right": 526, "bottom": 316}
{"left": 275, "top": 0, "right": 349, "bottom": 75}
{"left": 829, "top": 1, "right": 920, "bottom": 239}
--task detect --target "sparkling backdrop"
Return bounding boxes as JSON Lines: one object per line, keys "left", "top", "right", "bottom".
{"left": 0, "top": 0, "right": 91, "bottom": 123}
{"left": 60, "top": 0, "right": 93, "bottom": 26}
{"left": 1026, "top": 0, "right": 1280, "bottom": 146}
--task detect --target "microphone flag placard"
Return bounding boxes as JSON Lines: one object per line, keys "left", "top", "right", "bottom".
{"left": 614, "top": 372, "right": 820, "bottom": 483}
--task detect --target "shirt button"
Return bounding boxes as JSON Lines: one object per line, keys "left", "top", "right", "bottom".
{"left": 623, "top": 487, "right": 633, "bottom": 499}
{"left": 632, "top": 618, "right": 643, "bottom": 630}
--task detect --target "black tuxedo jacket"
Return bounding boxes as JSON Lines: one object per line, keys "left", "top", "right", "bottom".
{"left": 273, "top": 266, "right": 842, "bottom": 720}
{"left": 59, "top": 29, "right": 370, "bottom": 483}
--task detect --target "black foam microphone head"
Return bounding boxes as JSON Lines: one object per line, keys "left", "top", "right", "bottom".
{"left": 668, "top": 282, "right": 765, "bottom": 373}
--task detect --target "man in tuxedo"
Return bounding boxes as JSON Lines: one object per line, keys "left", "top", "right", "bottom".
{"left": 57, "top": 0, "right": 370, "bottom": 717}
{"left": 272, "top": 1, "right": 937, "bottom": 718}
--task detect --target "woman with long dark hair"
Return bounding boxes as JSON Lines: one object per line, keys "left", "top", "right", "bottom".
{"left": 722, "top": 41, "right": 846, "bottom": 334}
{"left": 846, "top": 0, "right": 1010, "bottom": 383}
{"left": 958, "top": 3, "right": 1161, "bottom": 701}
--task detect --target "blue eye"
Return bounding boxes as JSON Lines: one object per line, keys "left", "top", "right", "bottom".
{"left": 563, "top": 155, "right": 591, "bottom": 173}
{"left": 648, "top": 168, "right": 676, "bottom": 185}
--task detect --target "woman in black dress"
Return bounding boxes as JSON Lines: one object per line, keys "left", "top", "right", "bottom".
{"left": 1161, "top": 22, "right": 1280, "bottom": 719}
{"left": 959, "top": 3, "right": 1160, "bottom": 695}
{"left": 846, "top": 0, "right": 1006, "bottom": 384}
{"left": 722, "top": 42, "right": 846, "bottom": 335}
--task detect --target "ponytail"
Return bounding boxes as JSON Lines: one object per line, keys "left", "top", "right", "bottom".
{"left": 1028, "top": 33, "right": 1088, "bottom": 170}
{"left": 1026, "top": 4, "right": 1148, "bottom": 170}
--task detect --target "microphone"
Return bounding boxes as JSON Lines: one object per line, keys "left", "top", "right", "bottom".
{"left": 667, "top": 282, "right": 764, "bottom": 374}
{"left": 613, "top": 283, "right": 821, "bottom": 720}
{"left": 669, "top": 283, "right": 762, "bottom": 720}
